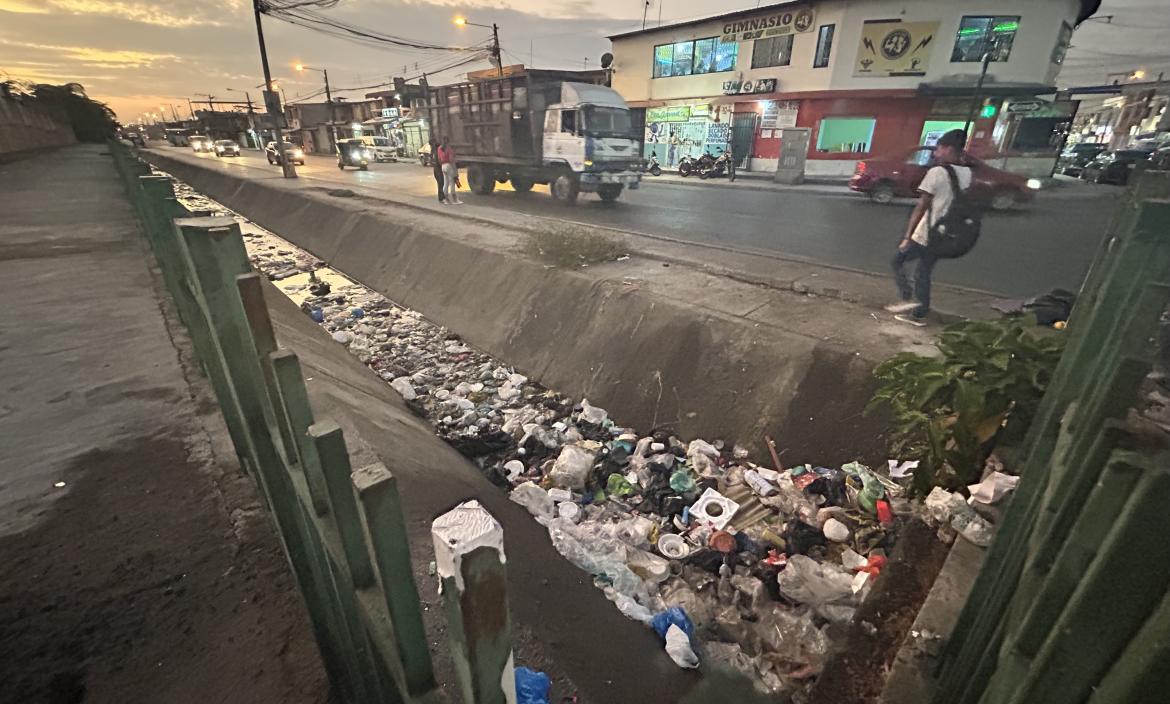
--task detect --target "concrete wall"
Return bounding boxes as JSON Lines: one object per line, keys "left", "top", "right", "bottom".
{"left": 142, "top": 151, "right": 891, "bottom": 464}
{"left": 610, "top": 0, "right": 1083, "bottom": 102}
{"left": 0, "top": 96, "right": 76, "bottom": 159}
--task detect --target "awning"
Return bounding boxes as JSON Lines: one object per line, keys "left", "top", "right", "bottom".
{"left": 918, "top": 82, "right": 1056, "bottom": 97}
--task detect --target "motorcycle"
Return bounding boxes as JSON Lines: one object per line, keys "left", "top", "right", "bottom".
{"left": 645, "top": 154, "right": 662, "bottom": 177}
{"left": 699, "top": 150, "right": 736, "bottom": 182}
{"left": 679, "top": 151, "right": 715, "bottom": 178}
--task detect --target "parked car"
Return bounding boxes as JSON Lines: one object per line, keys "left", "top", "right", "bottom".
{"left": 1055, "top": 143, "right": 1107, "bottom": 177}
{"left": 849, "top": 146, "right": 1041, "bottom": 210}
{"left": 213, "top": 139, "right": 240, "bottom": 157}
{"left": 358, "top": 135, "right": 398, "bottom": 162}
{"left": 1079, "top": 150, "right": 1148, "bottom": 185}
{"left": 190, "top": 135, "right": 213, "bottom": 153}
{"left": 265, "top": 141, "right": 305, "bottom": 166}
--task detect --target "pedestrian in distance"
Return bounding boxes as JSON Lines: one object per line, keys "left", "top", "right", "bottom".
{"left": 429, "top": 137, "right": 445, "bottom": 203}
{"left": 885, "top": 128, "right": 973, "bottom": 326}
{"left": 438, "top": 136, "right": 462, "bottom": 205}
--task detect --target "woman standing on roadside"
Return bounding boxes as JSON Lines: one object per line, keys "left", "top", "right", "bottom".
{"left": 438, "top": 136, "right": 462, "bottom": 205}
{"left": 429, "top": 137, "right": 445, "bottom": 203}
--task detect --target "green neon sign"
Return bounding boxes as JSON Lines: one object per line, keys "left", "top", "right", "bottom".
{"left": 980, "top": 104, "right": 998, "bottom": 119}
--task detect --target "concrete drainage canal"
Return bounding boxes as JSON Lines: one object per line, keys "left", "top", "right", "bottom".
{"left": 164, "top": 170, "right": 939, "bottom": 702}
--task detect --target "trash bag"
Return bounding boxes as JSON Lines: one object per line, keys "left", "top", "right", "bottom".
{"left": 547, "top": 518, "right": 644, "bottom": 598}
{"left": 651, "top": 606, "right": 696, "bottom": 645}
{"left": 516, "top": 667, "right": 551, "bottom": 704}
{"left": 549, "top": 443, "right": 597, "bottom": 490}
{"left": 782, "top": 519, "right": 827, "bottom": 556}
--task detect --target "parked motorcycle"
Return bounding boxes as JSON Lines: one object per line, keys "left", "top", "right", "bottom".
{"left": 699, "top": 150, "right": 736, "bottom": 182}
{"left": 645, "top": 154, "right": 662, "bottom": 176}
{"left": 679, "top": 151, "right": 715, "bottom": 178}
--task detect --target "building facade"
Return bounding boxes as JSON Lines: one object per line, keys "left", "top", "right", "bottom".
{"left": 609, "top": 0, "right": 1100, "bottom": 176}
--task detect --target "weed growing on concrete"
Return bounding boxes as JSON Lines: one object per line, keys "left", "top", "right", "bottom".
{"left": 524, "top": 227, "right": 627, "bottom": 268}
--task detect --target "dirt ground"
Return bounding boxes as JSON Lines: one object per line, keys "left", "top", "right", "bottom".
{"left": 0, "top": 145, "right": 328, "bottom": 704}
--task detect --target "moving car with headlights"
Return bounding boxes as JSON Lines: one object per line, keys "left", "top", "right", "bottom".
{"left": 1055, "top": 142, "right": 1107, "bottom": 177}
{"left": 124, "top": 132, "right": 145, "bottom": 147}
{"left": 358, "top": 135, "right": 398, "bottom": 162}
{"left": 1079, "top": 149, "right": 1148, "bottom": 185}
{"left": 265, "top": 141, "right": 305, "bottom": 166}
{"left": 335, "top": 138, "right": 371, "bottom": 170}
{"left": 190, "top": 135, "right": 213, "bottom": 153}
{"left": 213, "top": 139, "right": 240, "bottom": 157}
{"left": 849, "top": 146, "right": 1040, "bottom": 210}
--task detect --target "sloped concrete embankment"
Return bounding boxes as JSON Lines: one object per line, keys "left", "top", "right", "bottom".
{"left": 143, "top": 151, "right": 888, "bottom": 463}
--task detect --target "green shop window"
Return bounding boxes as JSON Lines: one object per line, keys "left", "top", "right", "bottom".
{"left": 952, "top": 16, "right": 1019, "bottom": 62}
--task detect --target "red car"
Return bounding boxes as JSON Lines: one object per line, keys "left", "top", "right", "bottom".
{"left": 849, "top": 146, "right": 1041, "bottom": 210}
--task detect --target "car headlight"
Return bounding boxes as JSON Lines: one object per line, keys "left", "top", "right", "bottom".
{"left": 1026, "top": 178, "right": 1041, "bottom": 190}
{"left": 364, "top": 150, "right": 374, "bottom": 159}
{"left": 292, "top": 149, "right": 304, "bottom": 157}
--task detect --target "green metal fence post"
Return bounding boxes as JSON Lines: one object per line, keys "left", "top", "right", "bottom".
{"left": 270, "top": 350, "right": 331, "bottom": 516}
{"left": 432, "top": 500, "right": 516, "bottom": 704}
{"left": 353, "top": 462, "right": 436, "bottom": 696}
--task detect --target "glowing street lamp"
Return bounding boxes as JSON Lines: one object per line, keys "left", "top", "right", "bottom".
{"left": 453, "top": 16, "right": 502, "bottom": 77}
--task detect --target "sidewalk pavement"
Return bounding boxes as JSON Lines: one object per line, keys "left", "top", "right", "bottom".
{"left": 652, "top": 170, "right": 853, "bottom": 196}
{"left": 0, "top": 144, "right": 327, "bottom": 703}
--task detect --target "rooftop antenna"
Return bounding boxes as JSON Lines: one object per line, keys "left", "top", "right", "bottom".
{"left": 658, "top": 0, "right": 664, "bottom": 26}
{"left": 642, "top": 0, "right": 650, "bottom": 29}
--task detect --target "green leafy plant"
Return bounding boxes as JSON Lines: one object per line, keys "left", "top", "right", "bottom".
{"left": 867, "top": 318, "right": 1065, "bottom": 495}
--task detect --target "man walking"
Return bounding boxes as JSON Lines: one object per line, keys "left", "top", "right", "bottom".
{"left": 438, "top": 136, "right": 462, "bottom": 205}
{"left": 886, "top": 129, "right": 972, "bottom": 326}
{"left": 429, "top": 137, "right": 445, "bottom": 203}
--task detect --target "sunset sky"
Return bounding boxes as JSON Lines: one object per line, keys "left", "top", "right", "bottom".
{"left": 1, "top": 0, "right": 1166, "bottom": 123}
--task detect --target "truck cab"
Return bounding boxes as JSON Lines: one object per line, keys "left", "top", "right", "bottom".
{"left": 541, "top": 84, "right": 641, "bottom": 201}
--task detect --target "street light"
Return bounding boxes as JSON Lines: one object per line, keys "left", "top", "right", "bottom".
{"left": 295, "top": 62, "right": 337, "bottom": 150}
{"left": 453, "top": 16, "right": 502, "bottom": 77}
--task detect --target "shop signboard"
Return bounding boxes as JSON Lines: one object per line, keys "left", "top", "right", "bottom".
{"left": 721, "top": 7, "right": 815, "bottom": 43}
{"left": 760, "top": 100, "right": 799, "bottom": 129}
{"left": 381, "top": 107, "right": 400, "bottom": 118}
{"left": 722, "top": 78, "right": 777, "bottom": 96}
{"left": 647, "top": 105, "right": 693, "bottom": 122}
{"left": 854, "top": 20, "right": 940, "bottom": 77}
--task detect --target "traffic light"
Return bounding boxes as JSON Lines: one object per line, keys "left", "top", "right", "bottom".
{"left": 980, "top": 102, "right": 998, "bottom": 119}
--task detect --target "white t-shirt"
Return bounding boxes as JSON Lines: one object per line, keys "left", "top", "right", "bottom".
{"left": 911, "top": 164, "right": 973, "bottom": 246}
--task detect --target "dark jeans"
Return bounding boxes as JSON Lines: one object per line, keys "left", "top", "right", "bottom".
{"left": 432, "top": 168, "right": 445, "bottom": 202}
{"left": 892, "top": 241, "right": 937, "bottom": 318}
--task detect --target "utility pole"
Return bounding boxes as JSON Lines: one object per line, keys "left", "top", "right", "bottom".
{"left": 963, "top": 38, "right": 1001, "bottom": 140}
{"left": 295, "top": 64, "right": 337, "bottom": 151}
{"left": 186, "top": 98, "right": 195, "bottom": 120}
{"left": 492, "top": 24, "right": 502, "bottom": 77}
{"left": 252, "top": 0, "right": 296, "bottom": 177}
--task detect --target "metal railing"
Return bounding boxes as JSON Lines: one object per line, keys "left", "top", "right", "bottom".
{"left": 108, "top": 140, "right": 517, "bottom": 704}
{"left": 931, "top": 165, "right": 1170, "bottom": 704}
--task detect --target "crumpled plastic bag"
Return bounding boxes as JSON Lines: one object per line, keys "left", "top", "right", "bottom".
{"left": 665, "top": 624, "right": 700, "bottom": 669}
{"left": 515, "top": 666, "right": 551, "bottom": 704}
{"left": 509, "top": 481, "right": 555, "bottom": 523}
{"left": 546, "top": 518, "right": 645, "bottom": 598}
{"left": 777, "top": 555, "right": 857, "bottom": 618}
{"left": 549, "top": 443, "right": 596, "bottom": 490}
{"left": 579, "top": 398, "right": 609, "bottom": 425}
{"left": 687, "top": 439, "right": 721, "bottom": 476}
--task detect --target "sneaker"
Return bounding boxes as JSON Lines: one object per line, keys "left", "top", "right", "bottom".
{"left": 884, "top": 301, "right": 919, "bottom": 314}
{"left": 895, "top": 314, "right": 928, "bottom": 327}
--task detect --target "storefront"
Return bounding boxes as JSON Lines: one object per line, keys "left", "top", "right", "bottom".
{"left": 609, "top": 0, "right": 1101, "bottom": 177}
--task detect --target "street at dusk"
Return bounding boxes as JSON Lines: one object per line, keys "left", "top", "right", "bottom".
{"left": 3, "top": 0, "right": 1170, "bottom": 703}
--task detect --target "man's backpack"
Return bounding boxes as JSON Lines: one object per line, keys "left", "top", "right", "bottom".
{"left": 927, "top": 164, "right": 982, "bottom": 259}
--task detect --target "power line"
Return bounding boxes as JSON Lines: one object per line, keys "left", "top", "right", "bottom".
{"left": 260, "top": 2, "right": 480, "bottom": 53}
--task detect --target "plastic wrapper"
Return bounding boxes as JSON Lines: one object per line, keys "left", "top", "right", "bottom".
{"left": 687, "top": 439, "right": 721, "bottom": 476}
{"left": 665, "top": 624, "right": 700, "bottom": 669}
{"left": 755, "top": 604, "right": 830, "bottom": 678}
{"left": 546, "top": 518, "right": 646, "bottom": 598}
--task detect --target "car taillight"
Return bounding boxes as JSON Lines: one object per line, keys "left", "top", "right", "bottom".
{"left": 855, "top": 161, "right": 867, "bottom": 175}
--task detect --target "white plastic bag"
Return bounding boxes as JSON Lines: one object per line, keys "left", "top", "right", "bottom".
{"left": 509, "top": 482, "right": 555, "bottom": 523}
{"left": 664, "top": 624, "right": 699, "bottom": 669}
{"left": 549, "top": 443, "right": 596, "bottom": 490}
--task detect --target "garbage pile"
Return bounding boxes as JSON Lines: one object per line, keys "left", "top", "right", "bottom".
{"left": 171, "top": 179, "right": 911, "bottom": 696}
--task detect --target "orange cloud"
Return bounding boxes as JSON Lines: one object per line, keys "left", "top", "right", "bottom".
{"left": 1, "top": 40, "right": 179, "bottom": 68}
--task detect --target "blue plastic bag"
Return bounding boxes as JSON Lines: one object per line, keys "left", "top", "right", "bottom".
{"left": 516, "top": 666, "right": 551, "bottom": 704}
{"left": 650, "top": 607, "right": 695, "bottom": 645}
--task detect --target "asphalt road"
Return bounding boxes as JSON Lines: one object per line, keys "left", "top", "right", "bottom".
{"left": 169, "top": 146, "right": 1119, "bottom": 299}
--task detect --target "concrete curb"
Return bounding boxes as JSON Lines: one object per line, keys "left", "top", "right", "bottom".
{"left": 143, "top": 149, "right": 925, "bottom": 463}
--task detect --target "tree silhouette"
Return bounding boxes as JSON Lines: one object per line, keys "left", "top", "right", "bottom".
{"left": 2, "top": 81, "right": 119, "bottom": 142}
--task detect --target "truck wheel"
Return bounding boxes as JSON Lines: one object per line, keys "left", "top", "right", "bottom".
{"left": 550, "top": 172, "right": 579, "bottom": 204}
{"left": 511, "top": 176, "right": 534, "bottom": 193}
{"left": 598, "top": 184, "right": 623, "bottom": 202}
{"left": 467, "top": 164, "right": 496, "bottom": 195}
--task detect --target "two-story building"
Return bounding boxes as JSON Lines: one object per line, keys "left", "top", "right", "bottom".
{"left": 608, "top": 0, "right": 1100, "bottom": 176}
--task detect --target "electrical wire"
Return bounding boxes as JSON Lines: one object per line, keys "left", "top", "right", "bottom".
{"left": 285, "top": 51, "right": 492, "bottom": 104}
{"left": 261, "top": 2, "right": 481, "bottom": 53}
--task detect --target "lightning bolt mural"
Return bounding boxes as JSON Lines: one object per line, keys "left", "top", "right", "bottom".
{"left": 863, "top": 37, "right": 876, "bottom": 54}
{"left": 913, "top": 35, "right": 933, "bottom": 52}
